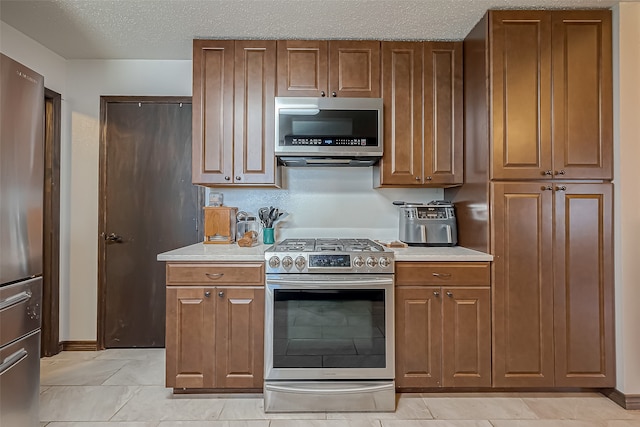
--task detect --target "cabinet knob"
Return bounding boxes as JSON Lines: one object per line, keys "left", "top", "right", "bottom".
{"left": 235, "top": 176, "right": 241, "bottom": 181}
{"left": 426, "top": 176, "right": 432, "bottom": 181}
{"left": 555, "top": 185, "right": 567, "bottom": 191}
{"left": 331, "top": 91, "right": 337, "bottom": 97}
{"left": 204, "top": 291, "right": 211, "bottom": 298}
{"left": 320, "top": 91, "right": 326, "bottom": 97}
{"left": 218, "top": 291, "right": 224, "bottom": 297}
{"left": 224, "top": 176, "right": 231, "bottom": 181}
{"left": 433, "top": 291, "right": 440, "bottom": 297}
{"left": 544, "top": 170, "right": 553, "bottom": 176}
{"left": 415, "top": 176, "right": 420, "bottom": 181}
{"left": 446, "top": 291, "right": 453, "bottom": 298}
{"left": 556, "top": 170, "right": 566, "bottom": 175}
{"left": 542, "top": 185, "right": 553, "bottom": 191}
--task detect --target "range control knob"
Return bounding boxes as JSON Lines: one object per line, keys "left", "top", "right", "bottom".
{"left": 282, "top": 256, "right": 293, "bottom": 269}
{"left": 379, "top": 256, "right": 391, "bottom": 268}
{"left": 353, "top": 256, "right": 365, "bottom": 268}
{"left": 366, "top": 257, "right": 378, "bottom": 268}
{"left": 268, "top": 256, "right": 280, "bottom": 269}
{"left": 295, "top": 256, "right": 306, "bottom": 270}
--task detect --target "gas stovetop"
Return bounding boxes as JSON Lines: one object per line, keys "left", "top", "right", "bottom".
{"left": 265, "top": 238, "right": 394, "bottom": 274}
{"left": 272, "top": 238, "right": 386, "bottom": 253}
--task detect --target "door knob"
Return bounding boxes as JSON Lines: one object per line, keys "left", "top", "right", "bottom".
{"left": 104, "top": 233, "right": 123, "bottom": 243}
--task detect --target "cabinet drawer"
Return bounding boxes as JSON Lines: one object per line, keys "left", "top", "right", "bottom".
{"left": 396, "top": 262, "right": 490, "bottom": 286}
{"left": 166, "top": 262, "right": 264, "bottom": 286}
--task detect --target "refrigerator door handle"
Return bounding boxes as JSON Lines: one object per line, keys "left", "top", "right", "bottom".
{"left": 0, "top": 290, "right": 32, "bottom": 311}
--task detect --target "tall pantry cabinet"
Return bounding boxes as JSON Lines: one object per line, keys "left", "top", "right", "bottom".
{"left": 446, "top": 9, "right": 615, "bottom": 388}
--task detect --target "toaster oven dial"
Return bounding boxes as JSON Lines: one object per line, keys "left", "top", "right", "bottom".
{"left": 268, "top": 256, "right": 280, "bottom": 269}
{"left": 295, "top": 256, "right": 306, "bottom": 270}
{"left": 353, "top": 256, "right": 364, "bottom": 268}
{"left": 379, "top": 256, "right": 391, "bottom": 268}
{"left": 366, "top": 257, "right": 378, "bottom": 268}
{"left": 282, "top": 256, "right": 293, "bottom": 270}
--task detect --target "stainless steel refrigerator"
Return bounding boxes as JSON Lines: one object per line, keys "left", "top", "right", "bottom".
{"left": 0, "top": 53, "right": 44, "bottom": 427}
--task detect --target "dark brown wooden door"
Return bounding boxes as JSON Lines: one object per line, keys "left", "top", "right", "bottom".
{"left": 395, "top": 286, "right": 442, "bottom": 388}
{"left": 234, "top": 41, "right": 277, "bottom": 185}
{"left": 192, "top": 40, "right": 234, "bottom": 184}
{"left": 490, "top": 11, "right": 553, "bottom": 180}
{"left": 329, "top": 41, "right": 380, "bottom": 98}
{"left": 379, "top": 42, "right": 423, "bottom": 186}
{"left": 424, "top": 42, "right": 463, "bottom": 185}
{"left": 442, "top": 287, "right": 491, "bottom": 387}
{"left": 165, "top": 287, "right": 215, "bottom": 388}
{"left": 215, "top": 287, "right": 264, "bottom": 389}
{"left": 491, "top": 182, "right": 555, "bottom": 387}
{"left": 551, "top": 11, "right": 612, "bottom": 180}
{"left": 277, "top": 40, "right": 328, "bottom": 97}
{"left": 101, "top": 99, "right": 201, "bottom": 348}
{"left": 553, "top": 183, "right": 614, "bottom": 387}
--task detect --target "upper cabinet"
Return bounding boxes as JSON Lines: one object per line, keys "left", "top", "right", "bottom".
{"left": 491, "top": 10, "right": 612, "bottom": 180}
{"left": 192, "top": 40, "right": 279, "bottom": 186}
{"left": 276, "top": 40, "right": 380, "bottom": 98}
{"left": 377, "top": 41, "right": 463, "bottom": 187}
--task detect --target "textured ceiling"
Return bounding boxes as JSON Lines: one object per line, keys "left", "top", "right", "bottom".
{"left": 0, "top": 0, "right": 629, "bottom": 60}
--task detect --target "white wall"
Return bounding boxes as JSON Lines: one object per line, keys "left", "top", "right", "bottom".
{"left": 613, "top": 2, "right": 640, "bottom": 395}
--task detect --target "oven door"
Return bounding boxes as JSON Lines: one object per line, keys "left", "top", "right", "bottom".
{"left": 264, "top": 274, "right": 394, "bottom": 381}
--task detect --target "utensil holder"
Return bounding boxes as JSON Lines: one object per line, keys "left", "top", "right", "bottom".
{"left": 263, "top": 228, "right": 275, "bottom": 244}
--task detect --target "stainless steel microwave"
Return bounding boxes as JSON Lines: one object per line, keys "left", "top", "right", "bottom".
{"left": 274, "top": 97, "right": 383, "bottom": 166}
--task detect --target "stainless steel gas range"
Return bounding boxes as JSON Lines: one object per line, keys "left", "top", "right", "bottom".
{"left": 264, "top": 238, "right": 395, "bottom": 412}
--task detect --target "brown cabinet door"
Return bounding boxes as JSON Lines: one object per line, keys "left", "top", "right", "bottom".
{"left": 491, "top": 182, "right": 555, "bottom": 387}
{"left": 192, "top": 40, "right": 234, "bottom": 184}
{"left": 215, "top": 287, "right": 265, "bottom": 389}
{"left": 442, "top": 287, "right": 491, "bottom": 387}
{"left": 277, "top": 40, "right": 328, "bottom": 97}
{"left": 379, "top": 42, "right": 423, "bottom": 186}
{"left": 423, "top": 42, "right": 463, "bottom": 185}
{"left": 395, "top": 286, "right": 442, "bottom": 388}
{"left": 553, "top": 183, "right": 614, "bottom": 387}
{"left": 551, "top": 11, "right": 612, "bottom": 180}
{"left": 165, "top": 287, "right": 216, "bottom": 388}
{"left": 490, "top": 11, "right": 553, "bottom": 180}
{"left": 234, "top": 41, "right": 277, "bottom": 185}
{"left": 328, "top": 41, "right": 380, "bottom": 98}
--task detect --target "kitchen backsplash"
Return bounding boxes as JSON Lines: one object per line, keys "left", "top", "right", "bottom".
{"left": 206, "top": 167, "right": 443, "bottom": 241}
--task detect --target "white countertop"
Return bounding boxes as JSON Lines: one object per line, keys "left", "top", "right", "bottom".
{"left": 157, "top": 242, "right": 493, "bottom": 262}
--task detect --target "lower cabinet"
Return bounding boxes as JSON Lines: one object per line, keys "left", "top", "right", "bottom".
{"left": 395, "top": 262, "right": 491, "bottom": 389}
{"left": 492, "top": 182, "right": 615, "bottom": 388}
{"left": 165, "top": 262, "right": 264, "bottom": 390}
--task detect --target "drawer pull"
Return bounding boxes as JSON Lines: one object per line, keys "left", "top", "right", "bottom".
{"left": 446, "top": 291, "right": 453, "bottom": 297}
{"left": 0, "top": 348, "right": 28, "bottom": 375}
{"left": 205, "top": 273, "right": 224, "bottom": 280}
{"left": 432, "top": 273, "right": 452, "bottom": 279}
{"left": 0, "top": 291, "right": 32, "bottom": 311}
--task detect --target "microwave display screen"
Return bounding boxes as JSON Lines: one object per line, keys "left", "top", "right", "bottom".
{"left": 278, "top": 109, "right": 378, "bottom": 146}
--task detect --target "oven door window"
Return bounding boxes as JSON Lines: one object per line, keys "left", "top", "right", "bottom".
{"left": 273, "top": 289, "right": 386, "bottom": 369}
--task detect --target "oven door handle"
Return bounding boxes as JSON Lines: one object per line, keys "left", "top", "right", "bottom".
{"left": 266, "top": 277, "right": 393, "bottom": 287}
{"left": 264, "top": 382, "right": 394, "bottom": 394}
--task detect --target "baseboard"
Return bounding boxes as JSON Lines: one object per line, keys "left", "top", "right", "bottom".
{"left": 60, "top": 340, "right": 98, "bottom": 351}
{"left": 604, "top": 389, "right": 640, "bottom": 410}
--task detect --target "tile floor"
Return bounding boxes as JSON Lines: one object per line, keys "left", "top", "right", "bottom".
{"left": 40, "top": 349, "right": 640, "bottom": 427}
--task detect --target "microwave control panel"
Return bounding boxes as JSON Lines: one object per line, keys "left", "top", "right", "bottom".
{"left": 282, "top": 136, "right": 376, "bottom": 146}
